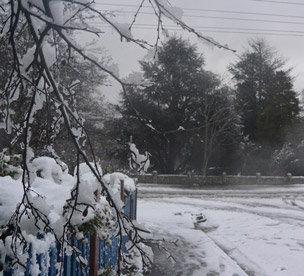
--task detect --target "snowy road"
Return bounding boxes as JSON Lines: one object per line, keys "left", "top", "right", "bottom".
{"left": 137, "top": 184, "right": 304, "bottom": 276}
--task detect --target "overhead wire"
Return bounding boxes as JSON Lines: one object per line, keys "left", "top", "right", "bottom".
{"left": 95, "top": 3, "right": 304, "bottom": 20}
{"left": 107, "top": 11, "right": 304, "bottom": 26}
{"left": 88, "top": 23, "right": 304, "bottom": 37}
{"left": 90, "top": 2, "right": 304, "bottom": 38}
{"left": 251, "top": 0, "right": 304, "bottom": 6}
{"left": 88, "top": 21, "right": 304, "bottom": 34}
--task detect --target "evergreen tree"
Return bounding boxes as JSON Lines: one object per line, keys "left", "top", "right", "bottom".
{"left": 230, "top": 39, "right": 300, "bottom": 148}
{"left": 108, "top": 37, "right": 241, "bottom": 174}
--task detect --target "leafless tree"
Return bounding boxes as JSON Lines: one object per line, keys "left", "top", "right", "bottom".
{"left": 199, "top": 88, "right": 241, "bottom": 176}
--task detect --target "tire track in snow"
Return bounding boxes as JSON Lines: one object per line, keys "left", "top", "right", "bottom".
{"left": 199, "top": 232, "right": 267, "bottom": 276}
{"left": 282, "top": 195, "right": 304, "bottom": 210}
{"left": 139, "top": 186, "right": 304, "bottom": 275}
{"left": 143, "top": 197, "right": 299, "bottom": 275}
{"left": 147, "top": 227, "right": 250, "bottom": 276}
{"left": 153, "top": 198, "right": 304, "bottom": 228}
{"left": 139, "top": 187, "right": 304, "bottom": 228}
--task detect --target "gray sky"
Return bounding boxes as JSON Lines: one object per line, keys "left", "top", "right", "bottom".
{"left": 87, "top": 0, "right": 304, "bottom": 103}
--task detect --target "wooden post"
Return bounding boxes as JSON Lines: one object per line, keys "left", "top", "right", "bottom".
{"left": 152, "top": 170, "right": 158, "bottom": 184}
{"left": 256, "top": 172, "right": 261, "bottom": 185}
{"left": 222, "top": 171, "right": 227, "bottom": 185}
{"left": 119, "top": 180, "right": 125, "bottom": 264}
{"left": 89, "top": 189, "right": 101, "bottom": 275}
{"left": 89, "top": 231, "right": 98, "bottom": 276}
{"left": 287, "top": 173, "right": 292, "bottom": 184}
{"left": 120, "top": 180, "right": 124, "bottom": 201}
{"left": 134, "top": 188, "right": 137, "bottom": 220}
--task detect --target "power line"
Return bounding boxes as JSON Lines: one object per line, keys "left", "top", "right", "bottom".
{"left": 88, "top": 22, "right": 304, "bottom": 34}
{"left": 113, "top": 11, "right": 304, "bottom": 26}
{"left": 95, "top": 3, "right": 304, "bottom": 20}
{"left": 89, "top": 23, "right": 304, "bottom": 37}
{"left": 251, "top": 0, "right": 304, "bottom": 5}
{"left": 187, "top": 26, "right": 304, "bottom": 34}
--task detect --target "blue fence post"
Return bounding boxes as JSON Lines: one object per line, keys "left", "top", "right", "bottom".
{"left": 98, "top": 238, "right": 105, "bottom": 271}
{"left": 36, "top": 233, "right": 48, "bottom": 276}
{"left": 49, "top": 246, "right": 56, "bottom": 276}
{"left": 56, "top": 242, "right": 61, "bottom": 275}
{"left": 82, "top": 233, "right": 90, "bottom": 276}
{"left": 63, "top": 253, "right": 71, "bottom": 276}
{"left": 3, "top": 255, "right": 14, "bottom": 276}
{"left": 74, "top": 238, "right": 82, "bottom": 276}
{"left": 24, "top": 242, "right": 33, "bottom": 276}
{"left": 124, "top": 196, "right": 130, "bottom": 219}
{"left": 110, "top": 236, "right": 119, "bottom": 269}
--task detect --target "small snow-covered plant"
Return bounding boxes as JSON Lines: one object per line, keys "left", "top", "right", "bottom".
{"left": 0, "top": 150, "right": 22, "bottom": 178}
{"left": 129, "top": 143, "right": 150, "bottom": 175}
{"left": 273, "top": 143, "right": 294, "bottom": 165}
{"left": 98, "top": 265, "right": 113, "bottom": 276}
{"left": 0, "top": 0, "right": 232, "bottom": 274}
{"left": 271, "top": 143, "right": 296, "bottom": 175}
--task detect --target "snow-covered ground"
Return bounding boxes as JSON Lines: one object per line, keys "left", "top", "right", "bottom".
{"left": 137, "top": 184, "right": 304, "bottom": 276}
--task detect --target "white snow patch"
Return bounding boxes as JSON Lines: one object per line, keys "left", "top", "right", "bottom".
{"left": 138, "top": 184, "right": 304, "bottom": 276}
{"left": 103, "top": 172, "right": 136, "bottom": 194}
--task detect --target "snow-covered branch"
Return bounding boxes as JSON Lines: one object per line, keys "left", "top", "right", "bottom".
{"left": 0, "top": 0, "right": 234, "bottom": 274}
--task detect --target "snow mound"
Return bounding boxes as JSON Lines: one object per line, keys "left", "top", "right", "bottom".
{"left": 32, "top": 156, "right": 65, "bottom": 184}
{"left": 103, "top": 172, "right": 136, "bottom": 194}
{"left": 73, "top": 161, "right": 102, "bottom": 177}
{"left": 192, "top": 212, "right": 219, "bottom": 232}
{"left": 0, "top": 158, "right": 138, "bottom": 236}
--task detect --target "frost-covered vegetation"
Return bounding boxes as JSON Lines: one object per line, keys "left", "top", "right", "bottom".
{"left": 0, "top": 155, "right": 140, "bottom": 275}
{"left": 0, "top": 0, "right": 231, "bottom": 274}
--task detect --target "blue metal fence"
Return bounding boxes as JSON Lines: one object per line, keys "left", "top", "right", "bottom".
{"left": 3, "top": 188, "right": 137, "bottom": 276}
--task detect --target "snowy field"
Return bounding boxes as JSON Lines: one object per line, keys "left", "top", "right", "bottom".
{"left": 137, "top": 184, "right": 304, "bottom": 276}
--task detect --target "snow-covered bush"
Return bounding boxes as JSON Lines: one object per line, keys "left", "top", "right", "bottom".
{"left": 0, "top": 157, "right": 139, "bottom": 274}
{"left": 272, "top": 141, "right": 304, "bottom": 175}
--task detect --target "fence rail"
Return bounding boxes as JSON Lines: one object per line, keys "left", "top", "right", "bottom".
{"left": 3, "top": 183, "right": 137, "bottom": 276}
{"left": 136, "top": 171, "right": 304, "bottom": 185}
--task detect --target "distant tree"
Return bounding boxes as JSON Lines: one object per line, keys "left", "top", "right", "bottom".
{"left": 256, "top": 70, "right": 300, "bottom": 145}
{"left": 107, "top": 37, "right": 241, "bottom": 174}
{"left": 271, "top": 118, "right": 304, "bottom": 175}
{"left": 196, "top": 87, "right": 242, "bottom": 176}
{"left": 229, "top": 39, "right": 300, "bottom": 149}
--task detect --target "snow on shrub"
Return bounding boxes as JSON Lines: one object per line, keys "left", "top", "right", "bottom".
{"left": 0, "top": 156, "right": 137, "bottom": 274}
{"left": 31, "top": 156, "right": 69, "bottom": 184}
{"left": 129, "top": 143, "right": 150, "bottom": 175}
{"left": 103, "top": 172, "right": 136, "bottom": 195}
